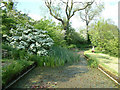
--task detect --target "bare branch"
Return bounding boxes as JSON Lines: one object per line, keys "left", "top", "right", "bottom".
{"left": 65, "top": 0, "right": 69, "bottom": 18}
{"left": 80, "top": 13, "right": 87, "bottom": 22}
{"left": 45, "top": 0, "right": 64, "bottom": 25}
{"left": 73, "top": 1, "right": 84, "bottom": 5}
{"left": 68, "top": 0, "right": 73, "bottom": 19}
{"left": 60, "top": 0, "right": 67, "bottom": 4}
{"left": 70, "top": 2, "right": 92, "bottom": 18}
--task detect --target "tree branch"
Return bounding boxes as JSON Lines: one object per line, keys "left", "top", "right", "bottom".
{"left": 80, "top": 12, "right": 87, "bottom": 22}
{"left": 65, "top": 0, "right": 69, "bottom": 18}
{"left": 68, "top": 0, "right": 73, "bottom": 19}
{"left": 45, "top": 0, "right": 64, "bottom": 25}
{"left": 70, "top": 1, "right": 94, "bottom": 18}
{"left": 73, "top": 1, "right": 84, "bottom": 5}
{"left": 60, "top": 0, "right": 67, "bottom": 4}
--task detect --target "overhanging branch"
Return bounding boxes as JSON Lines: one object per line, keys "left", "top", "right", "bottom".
{"left": 45, "top": 0, "right": 64, "bottom": 25}
{"left": 70, "top": 1, "right": 94, "bottom": 18}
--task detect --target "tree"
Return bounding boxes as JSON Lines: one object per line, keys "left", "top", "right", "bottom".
{"left": 34, "top": 18, "right": 66, "bottom": 46}
{"left": 89, "top": 19, "right": 118, "bottom": 57}
{"left": 44, "top": 0, "right": 94, "bottom": 41}
{"left": 1, "top": 0, "right": 16, "bottom": 11}
{"left": 79, "top": 0, "right": 104, "bottom": 43}
{"left": 1, "top": 0, "right": 33, "bottom": 42}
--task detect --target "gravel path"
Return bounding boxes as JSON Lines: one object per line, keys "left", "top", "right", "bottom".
{"left": 11, "top": 51, "right": 118, "bottom": 88}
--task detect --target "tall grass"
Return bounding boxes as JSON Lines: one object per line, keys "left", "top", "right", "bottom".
{"left": 49, "top": 46, "right": 80, "bottom": 64}
{"left": 2, "top": 43, "right": 81, "bottom": 67}
{"left": 29, "top": 46, "right": 81, "bottom": 67}
{"left": 84, "top": 52, "right": 99, "bottom": 68}
{"left": 2, "top": 59, "right": 34, "bottom": 87}
{"left": 2, "top": 44, "right": 29, "bottom": 60}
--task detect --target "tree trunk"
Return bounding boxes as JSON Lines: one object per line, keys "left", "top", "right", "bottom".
{"left": 64, "top": 21, "right": 69, "bottom": 42}
{"left": 86, "top": 23, "right": 90, "bottom": 43}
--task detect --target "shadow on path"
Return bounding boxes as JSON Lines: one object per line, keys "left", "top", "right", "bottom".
{"left": 11, "top": 51, "right": 117, "bottom": 88}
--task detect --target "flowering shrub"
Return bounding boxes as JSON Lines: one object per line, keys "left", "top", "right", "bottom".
{"left": 6, "top": 23, "right": 54, "bottom": 56}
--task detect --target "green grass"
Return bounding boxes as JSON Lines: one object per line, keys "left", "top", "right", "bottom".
{"left": 2, "top": 59, "right": 34, "bottom": 87}
{"left": 84, "top": 49, "right": 118, "bottom": 76}
{"left": 29, "top": 46, "right": 81, "bottom": 67}
{"left": 2, "top": 44, "right": 80, "bottom": 67}
{"left": 77, "top": 43, "right": 91, "bottom": 49}
{"left": 48, "top": 46, "right": 81, "bottom": 65}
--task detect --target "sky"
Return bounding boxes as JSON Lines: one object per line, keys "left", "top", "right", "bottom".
{"left": 15, "top": 0, "right": 119, "bottom": 31}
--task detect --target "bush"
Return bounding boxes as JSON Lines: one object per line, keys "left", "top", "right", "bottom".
{"left": 34, "top": 18, "right": 65, "bottom": 46}
{"left": 2, "top": 59, "right": 34, "bottom": 87}
{"left": 28, "top": 46, "right": 80, "bottom": 67}
{"left": 2, "top": 44, "right": 29, "bottom": 60}
{"left": 89, "top": 19, "right": 118, "bottom": 57}
{"left": 6, "top": 23, "right": 54, "bottom": 56}
{"left": 67, "top": 44, "right": 77, "bottom": 49}
{"left": 84, "top": 53, "right": 98, "bottom": 68}
{"left": 67, "top": 30, "right": 87, "bottom": 46}
{"left": 2, "top": 44, "right": 13, "bottom": 51}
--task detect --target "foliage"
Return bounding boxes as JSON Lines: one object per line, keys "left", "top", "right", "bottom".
{"left": 48, "top": 46, "right": 80, "bottom": 66}
{"left": 67, "top": 30, "right": 87, "bottom": 46}
{"left": 34, "top": 18, "right": 66, "bottom": 46}
{"left": 2, "top": 43, "right": 13, "bottom": 51}
{"left": 6, "top": 23, "right": 54, "bottom": 56}
{"left": 89, "top": 19, "right": 118, "bottom": 57}
{"left": 2, "top": 59, "right": 34, "bottom": 87}
{"left": 1, "top": 8, "right": 17, "bottom": 36}
{"left": 79, "top": 0, "right": 104, "bottom": 42}
{"left": 61, "top": 24, "right": 87, "bottom": 46}
{"left": 45, "top": 0, "right": 94, "bottom": 42}
{"left": 2, "top": 44, "right": 28, "bottom": 60}
{"left": 28, "top": 46, "right": 80, "bottom": 67}
{"left": 77, "top": 44, "right": 91, "bottom": 49}
{"left": 84, "top": 53, "right": 98, "bottom": 68}
{"left": 1, "top": 1, "right": 33, "bottom": 42}
{"left": 67, "top": 44, "right": 77, "bottom": 49}
{"left": 84, "top": 50, "right": 118, "bottom": 76}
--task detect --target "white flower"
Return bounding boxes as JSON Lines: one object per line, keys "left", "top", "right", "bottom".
{"left": 3, "top": 34, "right": 7, "bottom": 37}
{"left": 37, "top": 51, "right": 41, "bottom": 56}
{"left": 33, "top": 32, "right": 38, "bottom": 35}
{"left": 7, "top": 23, "right": 54, "bottom": 56}
{"left": 19, "top": 36, "right": 22, "bottom": 40}
{"left": 13, "top": 36, "right": 19, "bottom": 40}
{"left": 23, "top": 30, "right": 28, "bottom": 34}
{"left": 36, "top": 42, "right": 39, "bottom": 46}
{"left": 30, "top": 44, "right": 35, "bottom": 49}
{"left": 32, "top": 48, "right": 36, "bottom": 52}
{"left": 18, "top": 45, "right": 25, "bottom": 49}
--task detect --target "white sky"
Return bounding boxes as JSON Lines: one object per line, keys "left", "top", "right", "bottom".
{"left": 16, "top": 0, "right": 119, "bottom": 31}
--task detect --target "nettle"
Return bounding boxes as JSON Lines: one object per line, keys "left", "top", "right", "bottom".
{"left": 7, "top": 23, "right": 54, "bottom": 56}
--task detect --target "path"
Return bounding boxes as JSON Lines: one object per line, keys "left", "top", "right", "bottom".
{"left": 11, "top": 51, "right": 117, "bottom": 88}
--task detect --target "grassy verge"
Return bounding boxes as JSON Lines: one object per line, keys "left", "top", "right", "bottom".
{"left": 84, "top": 49, "right": 118, "bottom": 76}
{"left": 2, "top": 59, "right": 34, "bottom": 87}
